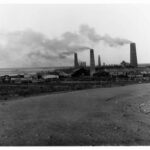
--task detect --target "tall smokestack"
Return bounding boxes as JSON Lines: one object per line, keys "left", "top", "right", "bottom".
{"left": 130, "top": 43, "right": 138, "bottom": 67}
{"left": 98, "top": 55, "right": 101, "bottom": 67}
{"left": 90, "top": 49, "right": 95, "bottom": 76}
{"left": 74, "top": 53, "right": 79, "bottom": 68}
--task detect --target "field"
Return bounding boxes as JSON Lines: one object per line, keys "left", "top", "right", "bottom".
{"left": 0, "top": 83, "right": 150, "bottom": 145}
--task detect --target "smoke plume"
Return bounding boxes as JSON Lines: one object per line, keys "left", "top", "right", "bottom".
{"left": 59, "top": 24, "right": 131, "bottom": 57}
{"left": 79, "top": 24, "right": 131, "bottom": 46}
{"left": 0, "top": 25, "right": 131, "bottom": 67}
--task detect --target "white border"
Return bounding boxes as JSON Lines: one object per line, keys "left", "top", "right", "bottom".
{"left": 0, "top": 0, "right": 150, "bottom": 4}
{"left": 0, "top": 0, "right": 149, "bottom": 149}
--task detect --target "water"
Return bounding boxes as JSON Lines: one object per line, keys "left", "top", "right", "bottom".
{"left": 0, "top": 67, "right": 68, "bottom": 76}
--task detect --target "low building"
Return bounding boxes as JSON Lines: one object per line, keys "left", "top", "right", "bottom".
{"left": 42, "top": 74, "right": 59, "bottom": 81}
{"left": 120, "top": 61, "right": 130, "bottom": 67}
{"left": 71, "top": 67, "right": 90, "bottom": 78}
{"left": 0, "top": 75, "right": 11, "bottom": 83}
{"left": 79, "top": 61, "right": 86, "bottom": 67}
{"left": 57, "top": 71, "right": 70, "bottom": 78}
{"left": 10, "top": 74, "right": 24, "bottom": 84}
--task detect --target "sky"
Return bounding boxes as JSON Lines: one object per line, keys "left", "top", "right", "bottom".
{"left": 0, "top": 4, "right": 149, "bottom": 68}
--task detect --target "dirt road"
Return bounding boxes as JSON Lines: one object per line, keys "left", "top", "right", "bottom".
{"left": 0, "top": 83, "right": 150, "bottom": 145}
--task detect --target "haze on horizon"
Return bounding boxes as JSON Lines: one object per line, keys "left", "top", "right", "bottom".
{"left": 0, "top": 4, "right": 149, "bottom": 68}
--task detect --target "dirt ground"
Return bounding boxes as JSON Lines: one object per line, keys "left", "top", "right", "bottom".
{"left": 0, "top": 83, "right": 150, "bottom": 145}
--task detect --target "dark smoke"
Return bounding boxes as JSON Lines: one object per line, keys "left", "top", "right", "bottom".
{"left": 59, "top": 24, "right": 132, "bottom": 57}
{"left": 79, "top": 24, "right": 131, "bottom": 46}
{"left": 0, "top": 25, "right": 131, "bottom": 67}
{"left": 59, "top": 46, "right": 91, "bottom": 56}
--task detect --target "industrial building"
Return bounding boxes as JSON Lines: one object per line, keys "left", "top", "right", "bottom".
{"left": 69, "top": 42, "right": 150, "bottom": 81}
{"left": 72, "top": 42, "right": 139, "bottom": 76}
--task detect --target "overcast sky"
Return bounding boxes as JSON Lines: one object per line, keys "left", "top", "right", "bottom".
{"left": 0, "top": 4, "right": 149, "bottom": 68}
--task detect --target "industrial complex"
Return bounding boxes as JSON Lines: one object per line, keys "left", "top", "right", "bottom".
{"left": 0, "top": 42, "right": 150, "bottom": 84}
{"left": 70, "top": 42, "right": 150, "bottom": 81}
{"left": 0, "top": 41, "right": 149, "bottom": 100}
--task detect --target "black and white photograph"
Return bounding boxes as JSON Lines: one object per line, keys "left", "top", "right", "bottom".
{"left": 0, "top": 0, "right": 149, "bottom": 146}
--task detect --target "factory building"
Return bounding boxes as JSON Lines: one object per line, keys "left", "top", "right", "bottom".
{"left": 71, "top": 68, "right": 90, "bottom": 77}
{"left": 72, "top": 42, "right": 139, "bottom": 78}
{"left": 79, "top": 61, "right": 86, "bottom": 67}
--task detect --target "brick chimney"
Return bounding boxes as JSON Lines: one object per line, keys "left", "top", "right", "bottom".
{"left": 90, "top": 49, "right": 95, "bottom": 76}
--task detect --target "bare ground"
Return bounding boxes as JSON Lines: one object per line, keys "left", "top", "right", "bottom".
{"left": 0, "top": 83, "right": 150, "bottom": 145}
